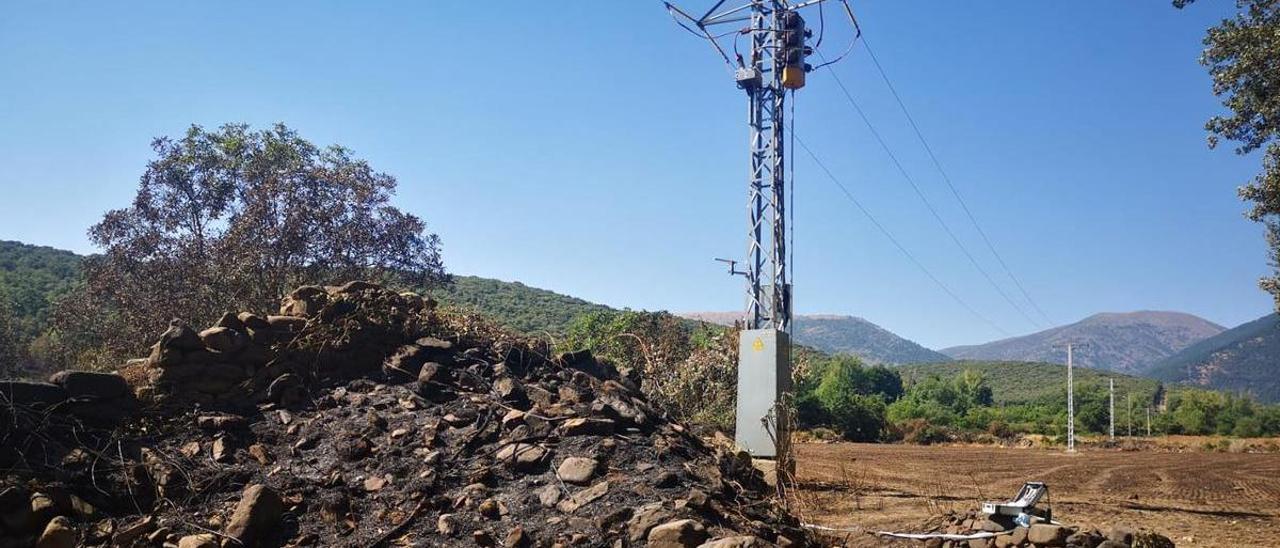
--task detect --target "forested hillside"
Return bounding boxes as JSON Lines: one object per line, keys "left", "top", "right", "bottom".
{"left": 0, "top": 240, "right": 81, "bottom": 341}
{"left": 896, "top": 360, "right": 1162, "bottom": 406}
{"left": 431, "top": 275, "right": 616, "bottom": 335}
{"left": 1149, "top": 313, "right": 1280, "bottom": 403}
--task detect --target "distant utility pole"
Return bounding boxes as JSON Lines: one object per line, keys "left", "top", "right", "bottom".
{"left": 665, "top": 0, "right": 849, "bottom": 459}
{"left": 1066, "top": 343, "right": 1076, "bottom": 453}
{"left": 1127, "top": 393, "right": 1133, "bottom": 437}
{"left": 1147, "top": 406, "right": 1152, "bottom": 437}
{"left": 1109, "top": 378, "right": 1116, "bottom": 442}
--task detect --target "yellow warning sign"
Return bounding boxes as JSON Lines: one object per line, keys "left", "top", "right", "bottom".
{"left": 752, "top": 337, "right": 765, "bottom": 352}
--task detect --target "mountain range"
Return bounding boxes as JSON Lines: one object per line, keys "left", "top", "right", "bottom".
{"left": 2, "top": 239, "right": 1277, "bottom": 401}
{"left": 1148, "top": 313, "right": 1280, "bottom": 402}
{"left": 680, "top": 312, "right": 949, "bottom": 365}
{"left": 940, "top": 311, "right": 1226, "bottom": 374}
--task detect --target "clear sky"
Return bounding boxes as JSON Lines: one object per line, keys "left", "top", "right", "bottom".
{"left": 0, "top": 1, "right": 1271, "bottom": 349}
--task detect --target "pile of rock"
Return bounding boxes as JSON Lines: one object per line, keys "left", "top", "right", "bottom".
{"left": 134, "top": 281, "right": 431, "bottom": 408}
{"left": 1, "top": 282, "right": 812, "bottom": 547}
{"left": 921, "top": 509, "right": 1174, "bottom": 548}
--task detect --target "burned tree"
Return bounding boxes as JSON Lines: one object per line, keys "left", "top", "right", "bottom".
{"left": 72, "top": 123, "right": 446, "bottom": 360}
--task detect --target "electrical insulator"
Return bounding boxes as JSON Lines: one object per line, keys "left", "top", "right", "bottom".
{"left": 780, "top": 11, "right": 807, "bottom": 90}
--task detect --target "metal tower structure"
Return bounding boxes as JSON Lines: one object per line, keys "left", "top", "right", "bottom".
{"left": 665, "top": 0, "right": 853, "bottom": 458}
{"left": 1066, "top": 343, "right": 1076, "bottom": 453}
{"left": 1109, "top": 378, "right": 1116, "bottom": 442}
{"left": 1127, "top": 392, "right": 1133, "bottom": 437}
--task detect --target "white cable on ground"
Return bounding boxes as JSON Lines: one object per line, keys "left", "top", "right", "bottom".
{"left": 801, "top": 522, "right": 1023, "bottom": 541}
{"left": 876, "top": 531, "right": 1008, "bottom": 541}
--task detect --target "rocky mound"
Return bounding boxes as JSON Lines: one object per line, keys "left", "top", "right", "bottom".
{"left": 900, "top": 509, "right": 1175, "bottom": 548}
{"left": 0, "top": 282, "right": 809, "bottom": 547}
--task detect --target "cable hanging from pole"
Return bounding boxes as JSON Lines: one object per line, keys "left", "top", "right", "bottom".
{"left": 816, "top": 48, "right": 1044, "bottom": 331}
{"left": 789, "top": 88, "right": 796, "bottom": 326}
{"left": 793, "top": 133, "right": 1012, "bottom": 337}
{"left": 810, "top": 0, "right": 860, "bottom": 71}
{"left": 857, "top": 35, "right": 1055, "bottom": 326}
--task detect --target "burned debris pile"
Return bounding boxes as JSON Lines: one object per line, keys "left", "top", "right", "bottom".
{"left": 1, "top": 282, "right": 810, "bottom": 547}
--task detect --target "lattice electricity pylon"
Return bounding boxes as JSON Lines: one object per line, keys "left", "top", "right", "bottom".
{"left": 666, "top": 0, "right": 854, "bottom": 332}
{"left": 667, "top": 0, "right": 856, "bottom": 459}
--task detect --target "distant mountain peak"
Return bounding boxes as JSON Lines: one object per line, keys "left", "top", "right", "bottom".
{"left": 1081, "top": 310, "right": 1225, "bottom": 329}
{"left": 941, "top": 310, "right": 1225, "bottom": 373}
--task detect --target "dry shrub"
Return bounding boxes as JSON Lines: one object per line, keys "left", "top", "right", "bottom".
{"left": 901, "top": 418, "right": 950, "bottom": 445}
{"left": 560, "top": 311, "right": 739, "bottom": 432}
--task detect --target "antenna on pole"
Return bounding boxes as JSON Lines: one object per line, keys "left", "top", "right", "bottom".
{"left": 665, "top": 0, "right": 853, "bottom": 459}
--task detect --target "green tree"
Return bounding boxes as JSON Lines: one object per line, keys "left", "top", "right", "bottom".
{"left": 66, "top": 123, "right": 446, "bottom": 361}
{"left": 813, "top": 356, "right": 891, "bottom": 441}
{"left": 954, "top": 369, "right": 994, "bottom": 408}
{"left": 1177, "top": 0, "right": 1280, "bottom": 307}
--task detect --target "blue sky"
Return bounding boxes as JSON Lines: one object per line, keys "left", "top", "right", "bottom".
{"left": 0, "top": 1, "right": 1271, "bottom": 349}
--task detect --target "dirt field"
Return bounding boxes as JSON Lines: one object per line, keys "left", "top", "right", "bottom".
{"left": 793, "top": 442, "right": 1280, "bottom": 547}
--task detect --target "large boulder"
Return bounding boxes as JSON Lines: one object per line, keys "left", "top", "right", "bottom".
{"left": 34, "top": 516, "right": 77, "bottom": 548}
{"left": 649, "top": 519, "right": 709, "bottom": 548}
{"left": 1133, "top": 531, "right": 1175, "bottom": 548}
{"left": 177, "top": 534, "right": 219, "bottom": 548}
{"left": 159, "top": 322, "right": 203, "bottom": 351}
{"left": 199, "top": 327, "right": 247, "bottom": 355}
{"left": 148, "top": 322, "right": 202, "bottom": 367}
{"left": 48, "top": 371, "right": 129, "bottom": 401}
{"left": 495, "top": 442, "right": 550, "bottom": 472}
{"left": 556, "top": 457, "right": 599, "bottom": 485}
{"left": 223, "top": 484, "right": 283, "bottom": 547}
{"left": 280, "top": 286, "right": 328, "bottom": 318}
{"left": 265, "top": 315, "right": 307, "bottom": 332}
{"left": 1107, "top": 526, "right": 1135, "bottom": 545}
{"left": 1027, "top": 524, "right": 1068, "bottom": 546}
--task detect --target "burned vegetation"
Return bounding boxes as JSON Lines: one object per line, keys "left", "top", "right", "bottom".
{"left": 0, "top": 282, "right": 810, "bottom": 547}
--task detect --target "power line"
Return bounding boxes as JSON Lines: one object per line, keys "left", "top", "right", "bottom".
{"left": 793, "top": 133, "right": 1011, "bottom": 337}
{"left": 857, "top": 37, "right": 1054, "bottom": 326}
{"left": 818, "top": 53, "right": 1043, "bottom": 330}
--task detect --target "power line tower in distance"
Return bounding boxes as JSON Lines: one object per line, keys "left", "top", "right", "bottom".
{"left": 1056, "top": 342, "right": 1089, "bottom": 453}
{"left": 1109, "top": 378, "right": 1116, "bottom": 442}
{"left": 665, "top": 0, "right": 852, "bottom": 460}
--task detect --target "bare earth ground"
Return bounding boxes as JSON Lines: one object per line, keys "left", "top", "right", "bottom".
{"left": 792, "top": 442, "right": 1280, "bottom": 547}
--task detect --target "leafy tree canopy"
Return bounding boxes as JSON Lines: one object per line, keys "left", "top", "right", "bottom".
{"left": 70, "top": 123, "right": 446, "bottom": 359}
{"left": 1178, "top": 0, "right": 1280, "bottom": 307}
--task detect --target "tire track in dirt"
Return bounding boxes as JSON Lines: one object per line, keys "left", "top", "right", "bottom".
{"left": 795, "top": 442, "right": 1280, "bottom": 547}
